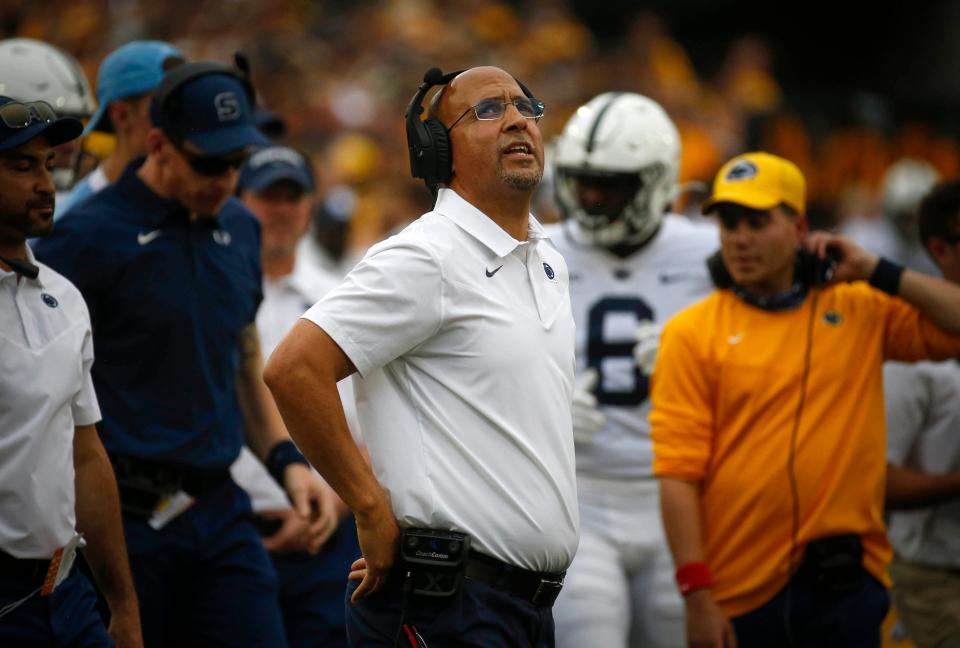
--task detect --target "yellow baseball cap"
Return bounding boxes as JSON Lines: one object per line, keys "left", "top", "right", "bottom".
{"left": 702, "top": 152, "right": 806, "bottom": 216}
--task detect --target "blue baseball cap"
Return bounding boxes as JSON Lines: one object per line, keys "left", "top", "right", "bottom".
{"left": 0, "top": 96, "right": 83, "bottom": 151}
{"left": 85, "top": 40, "right": 184, "bottom": 135}
{"left": 238, "top": 146, "right": 315, "bottom": 194}
{"left": 150, "top": 69, "right": 268, "bottom": 156}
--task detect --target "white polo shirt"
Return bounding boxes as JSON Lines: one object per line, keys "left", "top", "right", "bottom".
{"left": 885, "top": 360, "right": 960, "bottom": 568}
{"left": 304, "top": 188, "right": 579, "bottom": 572}
{"left": 257, "top": 256, "right": 341, "bottom": 360}
{"left": 0, "top": 247, "right": 100, "bottom": 559}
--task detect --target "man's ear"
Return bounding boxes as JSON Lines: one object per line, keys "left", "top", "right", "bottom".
{"left": 926, "top": 237, "right": 950, "bottom": 266}
{"left": 107, "top": 102, "right": 128, "bottom": 132}
{"left": 795, "top": 211, "right": 809, "bottom": 239}
{"left": 145, "top": 128, "right": 169, "bottom": 161}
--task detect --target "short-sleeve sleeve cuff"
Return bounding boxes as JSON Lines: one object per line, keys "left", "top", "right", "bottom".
{"left": 302, "top": 310, "right": 376, "bottom": 378}
{"left": 71, "top": 396, "right": 101, "bottom": 427}
{"left": 653, "top": 457, "right": 707, "bottom": 482}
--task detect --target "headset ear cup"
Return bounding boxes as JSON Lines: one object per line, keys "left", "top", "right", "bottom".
{"left": 423, "top": 117, "right": 452, "bottom": 185}
{"left": 706, "top": 250, "right": 733, "bottom": 289}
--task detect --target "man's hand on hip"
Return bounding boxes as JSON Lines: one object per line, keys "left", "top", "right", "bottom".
{"left": 348, "top": 499, "right": 401, "bottom": 603}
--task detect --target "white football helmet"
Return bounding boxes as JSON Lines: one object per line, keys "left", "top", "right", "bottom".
{"left": 0, "top": 38, "right": 95, "bottom": 118}
{"left": 880, "top": 158, "right": 940, "bottom": 243}
{"left": 0, "top": 38, "right": 96, "bottom": 189}
{"left": 554, "top": 92, "right": 680, "bottom": 248}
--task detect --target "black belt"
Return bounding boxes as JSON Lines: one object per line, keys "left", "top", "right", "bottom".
{"left": 463, "top": 550, "right": 565, "bottom": 608}
{"left": 0, "top": 550, "right": 53, "bottom": 590}
{"left": 109, "top": 453, "right": 232, "bottom": 517}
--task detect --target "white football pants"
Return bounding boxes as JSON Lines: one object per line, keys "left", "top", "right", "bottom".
{"left": 554, "top": 477, "right": 685, "bottom": 648}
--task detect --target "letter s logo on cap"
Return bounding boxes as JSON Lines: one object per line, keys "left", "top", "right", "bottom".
{"left": 214, "top": 92, "right": 240, "bottom": 122}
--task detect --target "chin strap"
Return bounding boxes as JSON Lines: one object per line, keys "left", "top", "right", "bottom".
{"left": 0, "top": 255, "right": 40, "bottom": 280}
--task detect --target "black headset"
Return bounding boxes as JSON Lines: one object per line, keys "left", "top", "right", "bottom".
{"left": 151, "top": 57, "right": 256, "bottom": 126}
{"left": 404, "top": 67, "right": 536, "bottom": 193}
{"left": 706, "top": 248, "right": 837, "bottom": 294}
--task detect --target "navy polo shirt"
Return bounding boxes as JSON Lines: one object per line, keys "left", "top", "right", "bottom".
{"left": 34, "top": 159, "right": 262, "bottom": 470}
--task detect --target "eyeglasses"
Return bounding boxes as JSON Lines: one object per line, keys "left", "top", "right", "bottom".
{"left": 448, "top": 97, "right": 545, "bottom": 131}
{"left": 174, "top": 141, "right": 247, "bottom": 177}
{"left": 0, "top": 100, "right": 58, "bottom": 129}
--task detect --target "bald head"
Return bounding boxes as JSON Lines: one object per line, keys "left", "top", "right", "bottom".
{"left": 424, "top": 65, "right": 544, "bottom": 200}
{"left": 430, "top": 67, "right": 525, "bottom": 128}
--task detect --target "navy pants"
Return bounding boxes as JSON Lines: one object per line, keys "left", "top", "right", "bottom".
{"left": 345, "top": 570, "right": 555, "bottom": 647}
{"left": 0, "top": 566, "right": 112, "bottom": 647}
{"left": 273, "top": 515, "right": 360, "bottom": 648}
{"left": 731, "top": 569, "right": 890, "bottom": 647}
{"left": 122, "top": 478, "right": 287, "bottom": 648}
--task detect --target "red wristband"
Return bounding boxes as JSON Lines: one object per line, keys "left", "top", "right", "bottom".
{"left": 675, "top": 561, "right": 713, "bottom": 596}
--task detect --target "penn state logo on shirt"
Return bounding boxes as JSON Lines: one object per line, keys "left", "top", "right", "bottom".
{"left": 822, "top": 310, "right": 843, "bottom": 326}
{"left": 41, "top": 292, "right": 58, "bottom": 308}
{"left": 726, "top": 160, "right": 758, "bottom": 181}
{"left": 212, "top": 230, "right": 232, "bottom": 246}
{"left": 543, "top": 262, "right": 555, "bottom": 280}
{"left": 214, "top": 92, "right": 240, "bottom": 122}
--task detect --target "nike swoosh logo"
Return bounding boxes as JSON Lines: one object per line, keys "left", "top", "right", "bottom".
{"left": 137, "top": 230, "right": 162, "bottom": 246}
{"left": 727, "top": 333, "right": 744, "bottom": 345}
{"left": 659, "top": 272, "right": 691, "bottom": 284}
{"left": 485, "top": 265, "right": 503, "bottom": 277}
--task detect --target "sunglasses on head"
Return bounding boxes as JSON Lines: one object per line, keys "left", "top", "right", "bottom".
{"left": 174, "top": 141, "right": 247, "bottom": 177}
{"left": 449, "top": 97, "right": 545, "bottom": 131}
{"left": 0, "top": 100, "right": 59, "bottom": 129}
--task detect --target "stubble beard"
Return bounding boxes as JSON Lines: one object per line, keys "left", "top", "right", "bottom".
{"left": 3, "top": 207, "right": 53, "bottom": 240}
{"left": 497, "top": 164, "right": 542, "bottom": 191}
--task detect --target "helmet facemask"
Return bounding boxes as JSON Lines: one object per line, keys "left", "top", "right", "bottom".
{"left": 552, "top": 92, "right": 680, "bottom": 249}
{"left": 557, "top": 162, "right": 670, "bottom": 248}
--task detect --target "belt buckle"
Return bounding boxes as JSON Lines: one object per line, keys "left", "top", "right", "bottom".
{"left": 531, "top": 576, "right": 563, "bottom": 607}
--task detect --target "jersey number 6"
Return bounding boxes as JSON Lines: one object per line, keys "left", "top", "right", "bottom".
{"left": 586, "top": 296, "right": 654, "bottom": 407}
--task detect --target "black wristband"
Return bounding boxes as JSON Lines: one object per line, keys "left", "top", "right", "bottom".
{"left": 868, "top": 258, "right": 904, "bottom": 296}
{"left": 265, "top": 440, "right": 309, "bottom": 486}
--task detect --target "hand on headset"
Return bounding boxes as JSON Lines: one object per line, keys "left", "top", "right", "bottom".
{"left": 633, "top": 319, "right": 662, "bottom": 376}
{"left": 572, "top": 369, "right": 606, "bottom": 444}
{"left": 804, "top": 231, "right": 879, "bottom": 284}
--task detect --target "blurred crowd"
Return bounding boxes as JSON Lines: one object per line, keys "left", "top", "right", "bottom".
{"left": 4, "top": 0, "right": 958, "bottom": 258}
{"left": 6, "top": 3, "right": 960, "bottom": 647}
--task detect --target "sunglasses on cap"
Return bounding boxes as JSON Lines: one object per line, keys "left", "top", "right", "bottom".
{"left": 449, "top": 97, "right": 545, "bottom": 131}
{"left": 0, "top": 100, "right": 59, "bottom": 129}
{"left": 174, "top": 141, "right": 247, "bottom": 177}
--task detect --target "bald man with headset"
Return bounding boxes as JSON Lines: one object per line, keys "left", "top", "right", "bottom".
{"left": 266, "top": 66, "right": 579, "bottom": 646}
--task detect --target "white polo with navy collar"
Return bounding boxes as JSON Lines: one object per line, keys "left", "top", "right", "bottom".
{"left": 304, "top": 187, "right": 579, "bottom": 572}
{"left": 0, "top": 247, "right": 100, "bottom": 559}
